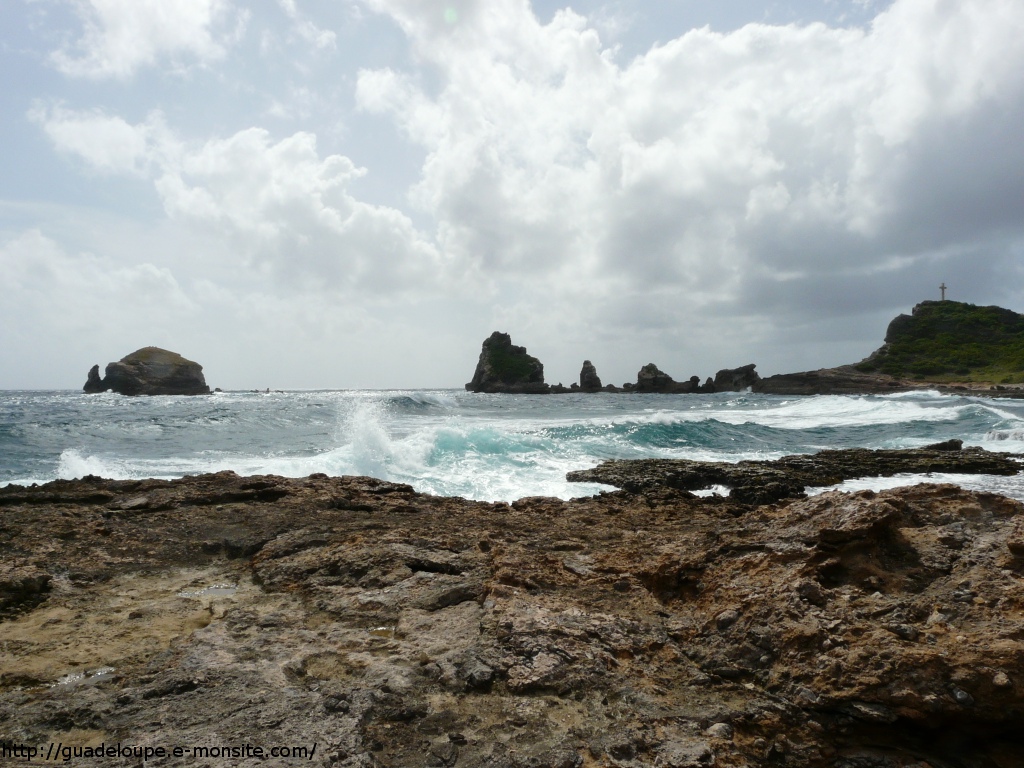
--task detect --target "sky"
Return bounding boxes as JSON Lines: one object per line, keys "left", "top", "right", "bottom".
{"left": 3, "top": 0, "right": 1024, "bottom": 390}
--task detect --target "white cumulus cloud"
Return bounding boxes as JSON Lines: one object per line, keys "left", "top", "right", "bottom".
{"left": 0, "top": 229, "right": 196, "bottom": 354}
{"left": 33, "top": 105, "right": 444, "bottom": 294}
{"left": 50, "top": 0, "right": 246, "bottom": 79}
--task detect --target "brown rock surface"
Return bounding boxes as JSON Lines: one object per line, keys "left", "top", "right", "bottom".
{"left": 2, "top": 460, "right": 1024, "bottom": 766}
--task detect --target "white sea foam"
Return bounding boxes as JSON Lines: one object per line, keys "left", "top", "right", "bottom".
{"left": 985, "top": 429, "right": 1024, "bottom": 441}
{"left": 57, "top": 449, "right": 132, "bottom": 480}
{"left": 808, "top": 470, "right": 1024, "bottom": 503}
{"left": 714, "top": 396, "right": 964, "bottom": 430}
{"left": 972, "top": 402, "right": 1024, "bottom": 422}
{"left": 588, "top": 395, "right": 963, "bottom": 431}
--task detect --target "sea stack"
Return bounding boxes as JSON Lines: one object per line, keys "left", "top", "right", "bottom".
{"left": 634, "top": 363, "right": 675, "bottom": 392}
{"left": 83, "top": 347, "right": 211, "bottom": 396}
{"left": 465, "top": 332, "right": 550, "bottom": 394}
{"left": 713, "top": 363, "right": 761, "bottom": 392}
{"left": 579, "top": 360, "right": 603, "bottom": 392}
{"left": 633, "top": 363, "right": 701, "bottom": 393}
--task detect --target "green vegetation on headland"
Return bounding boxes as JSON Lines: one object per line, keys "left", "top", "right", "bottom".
{"left": 855, "top": 300, "right": 1024, "bottom": 384}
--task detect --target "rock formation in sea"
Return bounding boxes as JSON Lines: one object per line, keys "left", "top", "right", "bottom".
{"left": 579, "top": 360, "right": 603, "bottom": 391}
{"left": 633, "top": 363, "right": 676, "bottom": 392}
{"left": 465, "top": 332, "right": 550, "bottom": 393}
{"left": 632, "top": 364, "right": 706, "bottom": 393}
{"left": 753, "top": 366, "right": 909, "bottom": 395}
{"left": 83, "top": 347, "right": 211, "bottom": 396}
{"left": 3, "top": 444, "right": 1024, "bottom": 766}
{"left": 83, "top": 364, "right": 104, "bottom": 393}
{"left": 712, "top": 363, "right": 760, "bottom": 392}
{"left": 635, "top": 362, "right": 672, "bottom": 392}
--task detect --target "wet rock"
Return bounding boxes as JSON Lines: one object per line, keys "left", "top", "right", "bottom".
{"left": 141, "top": 673, "right": 200, "bottom": 699}
{"left": 567, "top": 444, "right": 1021, "bottom": 502}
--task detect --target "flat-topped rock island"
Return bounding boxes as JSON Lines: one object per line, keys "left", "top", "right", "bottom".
{"left": 84, "top": 347, "right": 211, "bottom": 396}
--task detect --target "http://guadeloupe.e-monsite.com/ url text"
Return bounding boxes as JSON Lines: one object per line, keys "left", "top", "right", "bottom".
{"left": 1, "top": 741, "right": 318, "bottom": 762}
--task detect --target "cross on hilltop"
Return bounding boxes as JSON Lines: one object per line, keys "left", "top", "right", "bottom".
{"left": 940, "top": 282, "right": 947, "bottom": 300}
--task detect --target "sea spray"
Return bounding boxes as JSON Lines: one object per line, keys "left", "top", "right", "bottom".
{"left": 57, "top": 448, "right": 127, "bottom": 481}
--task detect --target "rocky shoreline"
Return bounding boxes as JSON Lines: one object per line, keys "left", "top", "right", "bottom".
{"left": 3, "top": 446, "right": 1024, "bottom": 767}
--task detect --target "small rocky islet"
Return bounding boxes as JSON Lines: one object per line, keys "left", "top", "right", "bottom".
{"left": 84, "top": 347, "right": 210, "bottom": 396}
{"left": 2, "top": 444, "right": 1024, "bottom": 766}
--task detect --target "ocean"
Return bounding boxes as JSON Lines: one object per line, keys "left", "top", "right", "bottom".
{"left": 2, "top": 389, "right": 1024, "bottom": 502}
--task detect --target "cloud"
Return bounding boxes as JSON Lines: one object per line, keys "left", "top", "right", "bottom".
{"left": 33, "top": 105, "right": 444, "bottom": 294}
{"left": 0, "top": 229, "right": 196, "bottom": 344}
{"left": 29, "top": 103, "right": 174, "bottom": 175}
{"left": 50, "top": 0, "right": 246, "bottom": 79}
{"left": 356, "top": 0, "right": 1024, "bottom": 326}
{"left": 277, "top": 0, "right": 337, "bottom": 50}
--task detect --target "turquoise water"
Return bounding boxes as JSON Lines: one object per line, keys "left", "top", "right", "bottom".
{"left": 2, "top": 389, "right": 1023, "bottom": 501}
